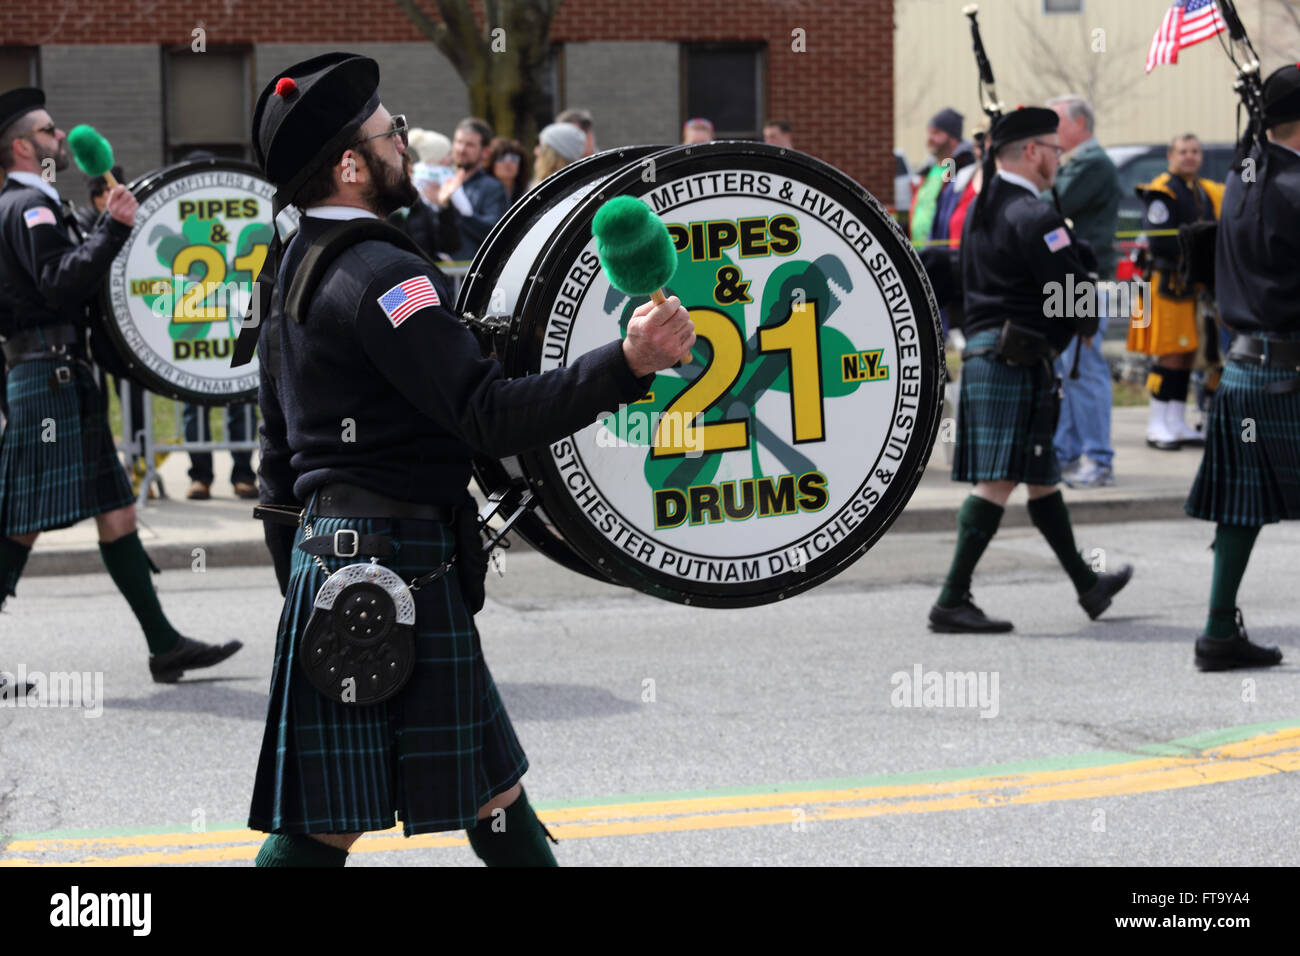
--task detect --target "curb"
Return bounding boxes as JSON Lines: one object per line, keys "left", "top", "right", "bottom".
{"left": 23, "top": 495, "right": 1192, "bottom": 576}
{"left": 892, "top": 495, "right": 1189, "bottom": 533}
{"left": 25, "top": 540, "right": 273, "bottom": 577}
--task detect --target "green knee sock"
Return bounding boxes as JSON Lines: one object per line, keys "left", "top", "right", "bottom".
{"left": 0, "top": 537, "right": 31, "bottom": 603}
{"left": 1027, "top": 490, "right": 1098, "bottom": 595}
{"left": 98, "top": 531, "right": 181, "bottom": 655}
{"left": 1205, "top": 524, "right": 1261, "bottom": 639}
{"left": 254, "top": 832, "right": 349, "bottom": 867}
{"left": 466, "top": 788, "right": 558, "bottom": 867}
{"left": 938, "top": 495, "right": 1005, "bottom": 608}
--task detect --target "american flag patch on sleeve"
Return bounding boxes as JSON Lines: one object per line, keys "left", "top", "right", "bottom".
{"left": 23, "top": 206, "right": 57, "bottom": 229}
{"left": 1043, "top": 227, "right": 1072, "bottom": 253}
{"left": 377, "top": 275, "right": 441, "bottom": 327}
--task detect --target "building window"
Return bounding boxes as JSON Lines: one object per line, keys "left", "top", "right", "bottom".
{"left": 162, "top": 47, "right": 252, "bottom": 163}
{"left": 682, "top": 44, "right": 765, "bottom": 140}
{"left": 536, "top": 45, "right": 562, "bottom": 129}
{"left": 1043, "top": 0, "right": 1083, "bottom": 13}
{"left": 0, "top": 47, "right": 40, "bottom": 92}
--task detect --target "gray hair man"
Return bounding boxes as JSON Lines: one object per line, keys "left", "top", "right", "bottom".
{"left": 1044, "top": 94, "right": 1122, "bottom": 488}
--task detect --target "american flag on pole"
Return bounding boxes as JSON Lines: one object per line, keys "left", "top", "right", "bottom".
{"left": 377, "top": 275, "right": 440, "bottom": 327}
{"left": 1145, "top": 0, "right": 1228, "bottom": 73}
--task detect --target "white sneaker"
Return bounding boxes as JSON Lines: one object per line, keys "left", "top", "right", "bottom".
{"left": 1146, "top": 398, "right": 1180, "bottom": 450}
{"left": 1165, "top": 399, "right": 1205, "bottom": 445}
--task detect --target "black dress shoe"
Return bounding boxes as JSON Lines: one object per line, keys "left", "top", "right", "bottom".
{"left": 0, "top": 670, "right": 35, "bottom": 698}
{"left": 928, "top": 595, "right": 1014, "bottom": 633}
{"left": 149, "top": 636, "right": 244, "bottom": 683}
{"left": 1079, "top": 563, "right": 1134, "bottom": 620}
{"left": 1195, "top": 609, "right": 1283, "bottom": 672}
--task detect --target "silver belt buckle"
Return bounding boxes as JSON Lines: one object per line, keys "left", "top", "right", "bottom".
{"left": 53, "top": 365, "right": 72, "bottom": 384}
{"left": 333, "top": 529, "right": 359, "bottom": 558}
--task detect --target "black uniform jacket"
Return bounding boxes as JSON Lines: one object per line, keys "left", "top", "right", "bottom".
{"left": 1214, "top": 142, "right": 1300, "bottom": 335}
{"left": 0, "top": 176, "right": 131, "bottom": 338}
{"left": 960, "top": 172, "right": 1097, "bottom": 352}
{"left": 1136, "top": 170, "right": 1222, "bottom": 270}
{"left": 257, "top": 212, "right": 654, "bottom": 510}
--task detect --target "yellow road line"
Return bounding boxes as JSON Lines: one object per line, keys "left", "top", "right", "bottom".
{"left": 5, "top": 728, "right": 1298, "bottom": 866}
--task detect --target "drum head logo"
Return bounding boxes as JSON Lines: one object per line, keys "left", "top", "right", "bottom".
{"left": 530, "top": 157, "right": 941, "bottom": 606}
{"left": 105, "top": 164, "right": 273, "bottom": 403}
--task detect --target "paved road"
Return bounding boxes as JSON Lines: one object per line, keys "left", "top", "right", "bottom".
{"left": 1, "top": 517, "right": 1297, "bottom": 866}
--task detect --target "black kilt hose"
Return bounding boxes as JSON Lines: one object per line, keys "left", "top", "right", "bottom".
{"left": 0, "top": 358, "right": 133, "bottom": 535}
{"left": 248, "top": 507, "right": 527, "bottom": 836}
{"left": 952, "top": 328, "right": 1063, "bottom": 486}
{"left": 1186, "top": 347, "right": 1300, "bottom": 527}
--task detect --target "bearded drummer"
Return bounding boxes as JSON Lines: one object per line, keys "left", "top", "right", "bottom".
{"left": 0, "top": 87, "right": 242, "bottom": 695}
{"left": 245, "top": 53, "right": 692, "bottom": 866}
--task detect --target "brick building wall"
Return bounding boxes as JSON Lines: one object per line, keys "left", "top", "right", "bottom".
{"left": 1, "top": 0, "right": 894, "bottom": 204}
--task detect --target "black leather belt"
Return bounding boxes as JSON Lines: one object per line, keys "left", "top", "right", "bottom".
{"left": 2, "top": 324, "right": 79, "bottom": 365}
{"left": 1227, "top": 335, "right": 1300, "bottom": 371}
{"left": 1228, "top": 335, "right": 1300, "bottom": 395}
{"left": 313, "top": 482, "right": 454, "bottom": 523}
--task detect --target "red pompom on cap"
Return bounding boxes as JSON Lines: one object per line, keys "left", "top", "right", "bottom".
{"left": 275, "top": 77, "right": 297, "bottom": 97}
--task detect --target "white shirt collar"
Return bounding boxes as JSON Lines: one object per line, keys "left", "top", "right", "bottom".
{"left": 8, "top": 170, "right": 60, "bottom": 203}
{"left": 996, "top": 170, "right": 1040, "bottom": 196}
{"left": 302, "top": 205, "right": 380, "bottom": 221}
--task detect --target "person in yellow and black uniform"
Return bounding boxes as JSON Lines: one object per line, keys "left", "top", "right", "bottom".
{"left": 1128, "top": 134, "right": 1224, "bottom": 449}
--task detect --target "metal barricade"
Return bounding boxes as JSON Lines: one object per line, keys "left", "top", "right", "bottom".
{"left": 117, "top": 263, "right": 471, "bottom": 505}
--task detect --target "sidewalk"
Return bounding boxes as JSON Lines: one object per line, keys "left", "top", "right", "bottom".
{"left": 25, "top": 406, "right": 1203, "bottom": 575}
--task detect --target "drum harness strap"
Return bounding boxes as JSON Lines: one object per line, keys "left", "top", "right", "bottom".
{"left": 247, "top": 219, "right": 535, "bottom": 589}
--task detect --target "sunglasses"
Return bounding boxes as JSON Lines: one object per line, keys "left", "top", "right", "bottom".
{"left": 494, "top": 153, "right": 521, "bottom": 164}
{"left": 355, "top": 114, "right": 408, "bottom": 148}
{"left": 25, "top": 123, "right": 58, "bottom": 139}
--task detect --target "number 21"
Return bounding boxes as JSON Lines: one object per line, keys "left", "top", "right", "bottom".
{"left": 652, "top": 301, "right": 825, "bottom": 458}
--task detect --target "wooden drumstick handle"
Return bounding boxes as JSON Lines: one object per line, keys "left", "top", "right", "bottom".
{"left": 103, "top": 170, "right": 119, "bottom": 189}
{"left": 650, "top": 288, "right": 692, "bottom": 365}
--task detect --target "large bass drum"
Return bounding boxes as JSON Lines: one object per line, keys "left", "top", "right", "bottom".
{"left": 101, "top": 157, "right": 274, "bottom": 405}
{"left": 459, "top": 141, "right": 944, "bottom": 608}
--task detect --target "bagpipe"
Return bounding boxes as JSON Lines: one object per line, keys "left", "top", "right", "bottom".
{"left": 914, "top": 4, "right": 1004, "bottom": 324}
{"left": 1176, "top": 0, "right": 1265, "bottom": 292}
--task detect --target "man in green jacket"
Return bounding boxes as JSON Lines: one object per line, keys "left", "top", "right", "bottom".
{"left": 1045, "top": 94, "right": 1121, "bottom": 488}
{"left": 910, "top": 108, "right": 967, "bottom": 245}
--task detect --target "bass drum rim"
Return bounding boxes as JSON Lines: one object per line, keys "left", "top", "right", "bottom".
{"left": 99, "top": 157, "right": 267, "bottom": 407}
{"left": 458, "top": 145, "right": 671, "bottom": 582}
{"left": 512, "top": 140, "right": 945, "bottom": 608}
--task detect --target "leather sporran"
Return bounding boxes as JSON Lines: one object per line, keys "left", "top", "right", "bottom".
{"left": 299, "top": 561, "right": 416, "bottom": 705}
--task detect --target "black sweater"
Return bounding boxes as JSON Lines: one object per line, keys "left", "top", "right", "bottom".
{"left": 258, "top": 213, "right": 653, "bottom": 507}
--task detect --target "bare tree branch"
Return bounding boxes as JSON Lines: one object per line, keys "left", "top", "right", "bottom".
{"left": 391, "top": 0, "right": 444, "bottom": 43}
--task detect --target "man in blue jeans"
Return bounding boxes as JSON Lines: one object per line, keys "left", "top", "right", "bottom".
{"left": 184, "top": 402, "right": 258, "bottom": 499}
{"left": 1054, "top": 307, "right": 1114, "bottom": 486}
{"left": 1046, "top": 95, "right": 1121, "bottom": 487}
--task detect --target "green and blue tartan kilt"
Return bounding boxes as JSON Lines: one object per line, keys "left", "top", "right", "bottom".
{"left": 248, "top": 508, "right": 527, "bottom": 836}
{"left": 1186, "top": 355, "right": 1300, "bottom": 526}
{"left": 0, "top": 358, "right": 133, "bottom": 535}
{"left": 952, "top": 329, "right": 1062, "bottom": 486}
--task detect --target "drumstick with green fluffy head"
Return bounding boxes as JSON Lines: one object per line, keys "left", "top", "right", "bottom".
{"left": 68, "top": 125, "right": 118, "bottom": 188}
{"left": 592, "top": 195, "right": 691, "bottom": 364}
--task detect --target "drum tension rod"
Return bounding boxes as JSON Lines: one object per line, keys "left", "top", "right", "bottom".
{"left": 478, "top": 485, "right": 537, "bottom": 552}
